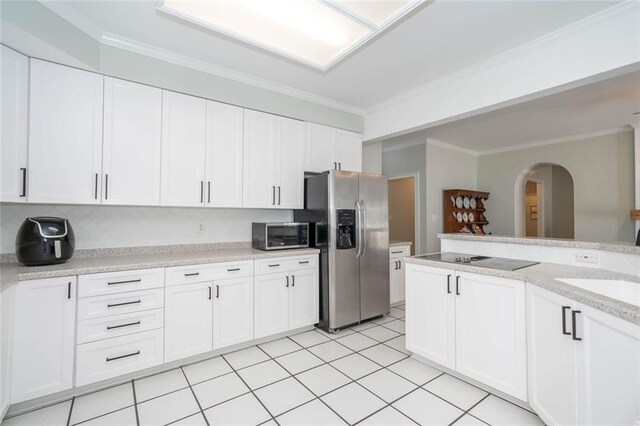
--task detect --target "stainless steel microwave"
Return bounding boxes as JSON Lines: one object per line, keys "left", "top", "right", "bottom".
{"left": 252, "top": 222, "right": 309, "bottom": 251}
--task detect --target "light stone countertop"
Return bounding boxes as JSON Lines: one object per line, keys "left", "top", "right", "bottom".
{"left": 0, "top": 247, "right": 320, "bottom": 289}
{"left": 405, "top": 256, "right": 640, "bottom": 325}
{"left": 438, "top": 233, "right": 640, "bottom": 255}
{"left": 390, "top": 241, "right": 413, "bottom": 248}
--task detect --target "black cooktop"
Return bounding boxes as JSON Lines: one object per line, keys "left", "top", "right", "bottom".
{"left": 414, "top": 252, "right": 539, "bottom": 271}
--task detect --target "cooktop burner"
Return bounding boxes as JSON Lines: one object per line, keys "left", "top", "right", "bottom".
{"left": 414, "top": 252, "right": 539, "bottom": 271}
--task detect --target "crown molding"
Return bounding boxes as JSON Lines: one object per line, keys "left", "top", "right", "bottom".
{"left": 366, "top": 1, "right": 639, "bottom": 115}
{"left": 36, "top": 1, "right": 365, "bottom": 116}
{"left": 426, "top": 138, "right": 478, "bottom": 157}
{"left": 381, "top": 138, "right": 426, "bottom": 154}
{"left": 477, "top": 126, "right": 633, "bottom": 156}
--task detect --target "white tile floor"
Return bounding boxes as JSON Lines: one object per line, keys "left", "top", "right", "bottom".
{"left": 2, "top": 304, "right": 545, "bottom": 426}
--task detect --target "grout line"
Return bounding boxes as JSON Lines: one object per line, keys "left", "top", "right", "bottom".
{"left": 131, "top": 380, "right": 140, "bottom": 426}
{"left": 448, "top": 394, "right": 492, "bottom": 426}
{"left": 179, "top": 366, "right": 210, "bottom": 426}
{"left": 65, "top": 397, "right": 75, "bottom": 426}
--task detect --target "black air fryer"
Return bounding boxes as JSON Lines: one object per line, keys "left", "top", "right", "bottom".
{"left": 15, "top": 217, "right": 75, "bottom": 266}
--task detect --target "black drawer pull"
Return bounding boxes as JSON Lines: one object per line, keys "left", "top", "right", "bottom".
{"left": 107, "top": 300, "right": 141, "bottom": 308}
{"left": 291, "top": 275, "right": 295, "bottom": 287}
{"left": 227, "top": 268, "right": 241, "bottom": 272}
{"left": 391, "top": 250, "right": 403, "bottom": 254}
{"left": 216, "top": 284, "right": 220, "bottom": 298}
{"left": 561, "top": 306, "right": 571, "bottom": 335}
{"left": 571, "top": 310, "right": 582, "bottom": 341}
{"left": 286, "top": 276, "right": 289, "bottom": 287}
{"left": 107, "top": 279, "right": 142, "bottom": 286}
{"left": 455, "top": 276, "right": 461, "bottom": 296}
{"left": 184, "top": 272, "right": 200, "bottom": 277}
{"left": 107, "top": 321, "right": 141, "bottom": 330}
{"left": 269, "top": 264, "right": 280, "bottom": 267}
{"left": 106, "top": 350, "right": 140, "bottom": 362}
{"left": 298, "top": 261, "right": 310, "bottom": 264}
{"left": 446, "top": 275, "right": 451, "bottom": 294}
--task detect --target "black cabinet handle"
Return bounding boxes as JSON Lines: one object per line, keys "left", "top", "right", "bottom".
{"left": 272, "top": 186, "right": 276, "bottom": 205}
{"left": 227, "top": 268, "right": 240, "bottom": 272}
{"left": 338, "top": 162, "right": 342, "bottom": 170}
{"left": 20, "top": 168, "right": 26, "bottom": 197}
{"left": 278, "top": 186, "right": 281, "bottom": 205}
{"left": 68, "top": 282, "right": 71, "bottom": 299}
{"left": 391, "top": 250, "right": 403, "bottom": 254}
{"left": 105, "top": 174, "right": 109, "bottom": 200}
{"left": 94, "top": 173, "right": 98, "bottom": 199}
{"left": 107, "top": 321, "right": 140, "bottom": 330}
{"left": 108, "top": 279, "right": 142, "bottom": 286}
{"left": 107, "top": 300, "right": 141, "bottom": 308}
{"left": 200, "top": 181, "right": 204, "bottom": 203}
{"left": 334, "top": 162, "right": 337, "bottom": 169}
{"left": 207, "top": 181, "right": 211, "bottom": 203}
{"left": 292, "top": 275, "right": 295, "bottom": 287}
{"left": 571, "top": 310, "right": 582, "bottom": 341}
{"left": 446, "top": 274, "right": 451, "bottom": 294}
{"left": 268, "top": 264, "right": 280, "bottom": 268}
{"left": 561, "top": 306, "right": 571, "bottom": 335}
{"left": 216, "top": 284, "right": 220, "bottom": 299}
{"left": 209, "top": 286, "right": 212, "bottom": 300}
{"left": 106, "top": 351, "right": 140, "bottom": 362}
{"left": 455, "top": 276, "right": 461, "bottom": 295}
{"left": 184, "top": 272, "right": 200, "bottom": 277}
{"left": 298, "top": 261, "right": 309, "bottom": 265}
{"left": 286, "top": 276, "right": 289, "bottom": 287}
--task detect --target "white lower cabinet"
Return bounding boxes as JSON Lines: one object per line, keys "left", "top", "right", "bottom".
{"left": 254, "top": 273, "right": 291, "bottom": 338}
{"left": 213, "top": 277, "right": 254, "bottom": 349}
{"left": 527, "top": 284, "right": 640, "bottom": 426}
{"left": 11, "top": 277, "right": 76, "bottom": 403}
{"left": 164, "top": 282, "right": 213, "bottom": 362}
{"left": 289, "top": 269, "right": 319, "bottom": 330}
{"left": 405, "top": 264, "right": 527, "bottom": 400}
{"left": 389, "top": 245, "right": 410, "bottom": 305}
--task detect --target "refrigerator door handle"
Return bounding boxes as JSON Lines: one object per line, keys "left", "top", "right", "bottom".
{"left": 355, "top": 200, "right": 362, "bottom": 258}
{"left": 360, "top": 200, "right": 367, "bottom": 256}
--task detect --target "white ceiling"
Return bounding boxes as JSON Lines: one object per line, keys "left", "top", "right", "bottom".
{"left": 421, "top": 70, "right": 640, "bottom": 153}
{"left": 50, "top": 0, "right": 617, "bottom": 110}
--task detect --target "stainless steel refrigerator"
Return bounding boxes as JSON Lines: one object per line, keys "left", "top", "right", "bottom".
{"left": 294, "top": 170, "right": 389, "bottom": 332}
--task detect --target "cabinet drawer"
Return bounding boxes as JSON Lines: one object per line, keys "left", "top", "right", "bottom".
{"left": 78, "top": 268, "right": 164, "bottom": 298}
{"left": 77, "top": 308, "right": 164, "bottom": 344}
{"left": 77, "top": 288, "right": 164, "bottom": 321}
{"left": 390, "top": 246, "right": 410, "bottom": 259}
{"left": 76, "top": 329, "right": 163, "bottom": 386}
{"left": 165, "top": 260, "right": 253, "bottom": 286}
{"left": 254, "top": 255, "right": 317, "bottom": 275}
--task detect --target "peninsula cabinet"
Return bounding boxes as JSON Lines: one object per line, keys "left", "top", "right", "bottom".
{"left": 11, "top": 277, "right": 77, "bottom": 404}
{"left": 389, "top": 245, "right": 411, "bottom": 305}
{"left": 527, "top": 285, "right": 640, "bottom": 426}
{"left": 405, "top": 264, "right": 527, "bottom": 401}
{"left": 28, "top": 59, "right": 104, "bottom": 204}
{"left": 243, "top": 110, "right": 304, "bottom": 209}
{"left": 0, "top": 45, "right": 28, "bottom": 203}
{"left": 102, "top": 77, "right": 162, "bottom": 205}
{"left": 305, "top": 122, "right": 362, "bottom": 173}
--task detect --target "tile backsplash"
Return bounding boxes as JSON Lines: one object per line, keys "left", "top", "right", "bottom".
{"left": 0, "top": 203, "right": 292, "bottom": 253}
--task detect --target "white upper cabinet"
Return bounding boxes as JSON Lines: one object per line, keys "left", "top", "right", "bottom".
{"left": 0, "top": 46, "right": 28, "bottom": 202}
{"left": 205, "top": 101, "right": 244, "bottom": 208}
{"left": 28, "top": 60, "right": 104, "bottom": 204}
{"left": 305, "top": 122, "right": 362, "bottom": 173}
{"left": 276, "top": 117, "right": 305, "bottom": 209}
{"left": 103, "top": 77, "right": 162, "bottom": 206}
{"left": 161, "top": 91, "right": 207, "bottom": 207}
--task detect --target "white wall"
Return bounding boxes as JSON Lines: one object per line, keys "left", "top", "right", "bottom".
{"left": 0, "top": 204, "right": 291, "bottom": 253}
{"left": 425, "top": 141, "right": 478, "bottom": 253}
{"left": 362, "top": 142, "right": 382, "bottom": 174}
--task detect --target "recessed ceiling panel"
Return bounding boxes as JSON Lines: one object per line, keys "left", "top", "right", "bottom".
{"left": 158, "top": 0, "right": 423, "bottom": 69}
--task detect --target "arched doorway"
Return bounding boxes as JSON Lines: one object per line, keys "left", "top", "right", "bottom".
{"left": 514, "top": 163, "right": 575, "bottom": 238}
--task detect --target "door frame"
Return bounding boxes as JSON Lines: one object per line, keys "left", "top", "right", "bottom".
{"left": 525, "top": 178, "right": 545, "bottom": 238}
{"left": 388, "top": 173, "right": 420, "bottom": 254}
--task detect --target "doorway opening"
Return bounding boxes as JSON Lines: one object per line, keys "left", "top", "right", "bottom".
{"left": 388, "top": 175, "right": 418, "bottom": 255}
{"left": 515, "top": 163, "right": 575, "bottom": 239}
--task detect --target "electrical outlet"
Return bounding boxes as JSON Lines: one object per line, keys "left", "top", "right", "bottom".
{"left": 197, "top": 223, "right": 205, "bottom": 233}
{"left": 575, "top": 251, "right": 599, "bottom": 265}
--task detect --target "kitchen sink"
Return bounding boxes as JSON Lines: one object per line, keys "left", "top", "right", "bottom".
{"left": 556, "top": 278, "right": 640, "bottom": 307}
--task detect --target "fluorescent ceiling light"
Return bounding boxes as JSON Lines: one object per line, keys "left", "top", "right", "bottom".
{"left": 159, "top": 0, "right": 424, "bottom": 70}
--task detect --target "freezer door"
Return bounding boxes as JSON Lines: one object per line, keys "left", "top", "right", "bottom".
{"left": 328, "top": 170, "right": 361, "bottom": 329}
{"left": 359, "top": 173, "right": 390, "bottom": 321}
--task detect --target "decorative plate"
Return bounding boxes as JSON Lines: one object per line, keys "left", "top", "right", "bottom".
{"left": 456, "top": 212, "right": 463, "bottom": 222}
{"left": 462, "top": 212, "right": 469, "bottom": 222}
{"left": 470, "top": 197, "right": 477, "bottom": 209}
{"left": 463, "top": 197, "right": 470, "bottom": 209}
{"left": 451, "top": 195, "right": 456, "bottom": 206}
{"left": 455, "top": 196, "right": 463, "bottom": 209}
{"left": 469, "top": 212, "right": 475, "bottom": 222}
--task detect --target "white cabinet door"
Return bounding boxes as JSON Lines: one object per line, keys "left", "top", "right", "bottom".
{"left": 335, "top": 129, "right": 362, "bottom": 172}
{"left": 0, "top": 46, "right": 28, "bottom": 202}
{"left": 243, "top": 110, "right": 277, "bottom": 208}
{"left": 526, "top": 284, "right": 579, "bottom": 426}
{"left": 28, "top": 60, "right": 103, "bottom": 204}
{"left": 576, "top": 304, "right": 640, "bottom": 426}
{"left": 455, "top": 272, "right": 527, "bottom": 400}
{"left": 213, "top": 276, "right": 254, "bottom": 350}
{"left": 254, "top": 273, "right": 289, "bottom": 338}
{"left": 161, "top": 90, "right": 207, "bottom": 207}
{"left": 290, "top": 269, "right": 319, "bottom": 329}
{"left": 389, "top": 259, "right": 403, "bottom": 305}
{"left": 276, "top": 117, "right": 304, "bottom": 209}
{"left": 164, "top": 282, "right": 213, "bottom": 362}
{"left": 206, "top": 101, "right": 243, "bottom": 208}
{"left": 405, "top": 265, "right": 456, "bottom": 369}
{"left": 103, "top": 77, "right": 162, "bottom": 206}
{"left": 305, "top": 123, "right": 335, "bottom": 173}
{"left": 11, "top": 277, "right": 76, "bottom": 403}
